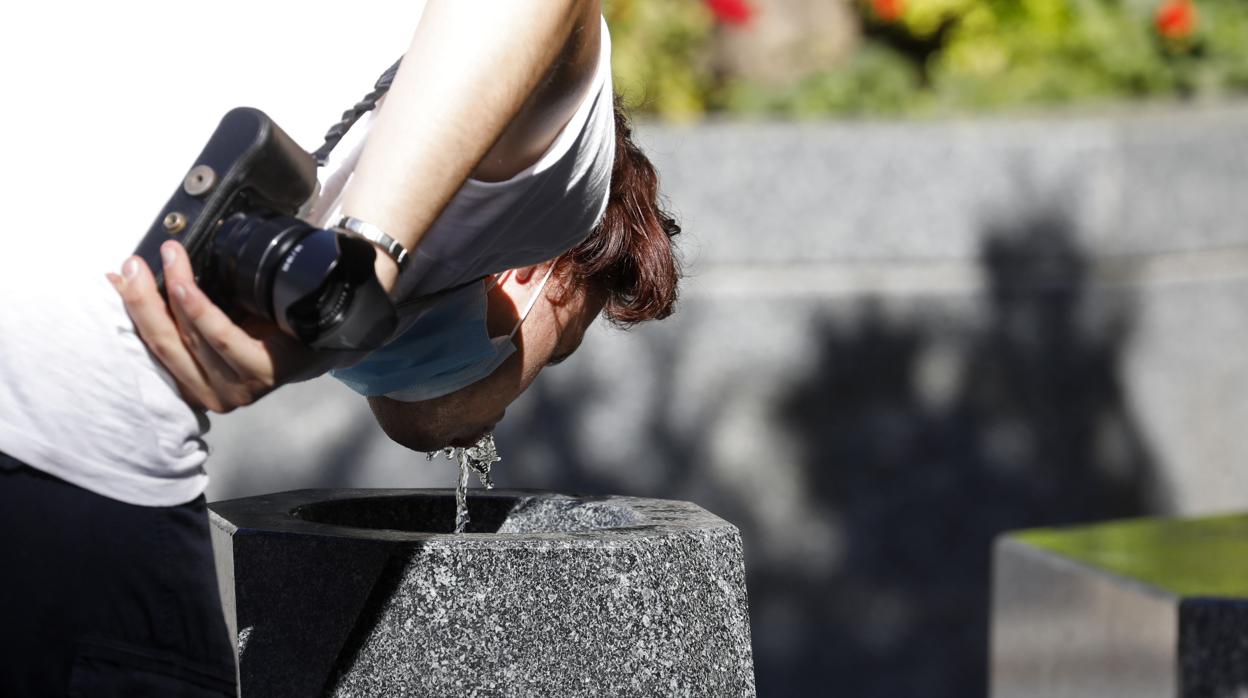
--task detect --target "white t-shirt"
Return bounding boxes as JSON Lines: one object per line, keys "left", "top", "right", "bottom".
{"left": 0, "top": 6, "right": 614, "bottom": 506}
{"left": 306, "top": 17, "right": 615, "bottom": 300}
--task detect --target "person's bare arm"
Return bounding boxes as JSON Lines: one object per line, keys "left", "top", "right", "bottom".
{"left": 347, "top": 0, "right": 602, "bottom": 290}
{"left": 113, "top": 0, "right": 603, "bottom": 412}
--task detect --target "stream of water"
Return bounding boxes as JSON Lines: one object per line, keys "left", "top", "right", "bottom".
{"left": 426, "top": 434, "right": 501, "bottom": 533}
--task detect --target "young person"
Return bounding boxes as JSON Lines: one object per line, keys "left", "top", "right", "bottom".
{"left": 0, "top": 1, "right": 678, "bottom": 695}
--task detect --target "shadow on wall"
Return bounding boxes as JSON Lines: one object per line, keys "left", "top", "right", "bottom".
{"left": 766, "top": 211, "right": 1167, "bottom": 696}
{"left": 498, "top": 207, "right": 1167, "bottom": 698}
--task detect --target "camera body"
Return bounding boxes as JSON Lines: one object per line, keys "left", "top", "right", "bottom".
{"left": 133, "top": 108, "right": 396, "bottom": 351}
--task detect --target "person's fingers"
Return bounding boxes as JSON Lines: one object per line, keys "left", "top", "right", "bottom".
{"left": 165, "top": 288, "right": 244, "bottom": 383}
{"left": 161, "top": 242, "right": 277, "bottom": 399}
{"left": 166, "top": 281, "right": 259, "bottom": 407}
{"left": 109, "top": 255, "right": 217, "bottom": 410}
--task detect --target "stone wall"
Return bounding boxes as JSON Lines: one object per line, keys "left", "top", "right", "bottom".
{"left": 206, "top": 104, "right": 1248, "bottom": 697}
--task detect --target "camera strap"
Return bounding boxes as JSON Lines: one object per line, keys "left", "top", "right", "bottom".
{"left": 311, "top": 57, "right": 404, "bottom": 166}
{"left": 310, "top": 56, "right": 495, "bottom": 322}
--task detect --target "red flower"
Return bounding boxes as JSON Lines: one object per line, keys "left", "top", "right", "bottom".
{"left": 706, "top": 0, "right": 754, "bottom": 26}
{"left": 872, "top": 0, "right": 905, "bottom": 23}
{"left": 1155, "top": 0, "right": 1197, "bottom": 40}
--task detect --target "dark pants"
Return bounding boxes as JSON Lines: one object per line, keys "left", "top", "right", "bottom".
{"left": 0, "top": 453, "right": 237, "bottom": 697}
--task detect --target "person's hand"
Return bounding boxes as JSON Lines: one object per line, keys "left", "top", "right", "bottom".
{"left": 108, "top": 240, "right": 334, "bottom": 413}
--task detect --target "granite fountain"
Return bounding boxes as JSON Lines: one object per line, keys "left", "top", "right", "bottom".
{"left": 209, "top": 489, "right": 756, "bottom": 697}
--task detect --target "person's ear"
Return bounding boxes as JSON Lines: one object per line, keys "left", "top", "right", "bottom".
{"left": 514, "top": 261, "right": 558, "bottom": 285}
{"left": 513, "top": 265, "right": 537, "bottom": 284}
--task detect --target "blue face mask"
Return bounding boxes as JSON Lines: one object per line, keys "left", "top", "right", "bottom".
{"left": 331, "top": 265, "right": 556, "bottom": 402}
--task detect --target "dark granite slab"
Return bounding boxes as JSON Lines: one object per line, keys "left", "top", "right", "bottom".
{"left": 209, "top": 489, "right": 755, "bottom": 697}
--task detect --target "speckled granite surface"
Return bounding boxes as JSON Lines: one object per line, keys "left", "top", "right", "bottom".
{"left": 210, "top": 489, "right": 755, "bottom": 697}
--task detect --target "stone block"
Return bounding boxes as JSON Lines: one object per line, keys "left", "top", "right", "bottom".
{"left": 991, "top": 514, "right": 1248, "bottom": 697}
{"left": 209, "top": 489, "right": 755, "bottom": 697}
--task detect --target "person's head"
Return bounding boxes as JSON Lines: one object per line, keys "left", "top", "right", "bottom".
{"left": 369, "top": 100, "right": 681, "bottom": 450}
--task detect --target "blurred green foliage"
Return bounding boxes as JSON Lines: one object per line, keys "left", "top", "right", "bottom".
{"left": 606, "top": 0, "right": 1248, "bottom": 119}
{"left": 722, "top": 44, "right": 925, "bottom": 117}
{"left": 605, "top": 0, "right": 717, "bottom": 121}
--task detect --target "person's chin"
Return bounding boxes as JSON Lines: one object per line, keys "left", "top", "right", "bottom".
{"left": 392, "top": 427, "right": 457, "bottom": 454}
{"left": 448, "top": 431, "right": 488, "bottom": 449}
{"left": 448, "top": 422, "right": 499, "bottom": 449}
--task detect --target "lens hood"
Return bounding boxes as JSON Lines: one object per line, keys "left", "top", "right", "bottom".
{"left": 272, "top": 228, "right": 397, "bottom": 351}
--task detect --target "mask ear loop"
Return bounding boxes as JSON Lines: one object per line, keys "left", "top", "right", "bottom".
{"left": 508, "top": 260, "right": 559, "bottom": 340}
{"left": 486, "top": 268, "right": 514, "bottom": 293}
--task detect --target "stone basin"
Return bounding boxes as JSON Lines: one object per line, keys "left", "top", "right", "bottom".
{"left": 209, "top": 489, "right": 756, "bottom": 697}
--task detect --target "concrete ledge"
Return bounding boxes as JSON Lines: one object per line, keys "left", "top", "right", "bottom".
{"left": 639, "top": 105, "right": 1248, "bottom": 266}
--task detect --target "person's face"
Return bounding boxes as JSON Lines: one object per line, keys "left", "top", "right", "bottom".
{"left": 368, "top": 264, "right": 605, "bottom": 451}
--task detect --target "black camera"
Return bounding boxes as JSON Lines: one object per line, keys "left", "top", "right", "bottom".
{"left": 133, "top": 107, "right": 396, "bottom": 351}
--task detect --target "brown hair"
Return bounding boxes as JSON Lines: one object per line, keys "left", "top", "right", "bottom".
{"left": 559, "top": 97, "right": 682, "bottom": 326}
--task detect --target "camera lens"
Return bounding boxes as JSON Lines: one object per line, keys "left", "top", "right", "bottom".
{"left": 208, "top": 212, "right": 396, "bottom": 350}
{"left": 209, "top": 212, "right": 311, "bottom": 325}
{"left": 287, "top": 273, "right": 351, "bottom": 338}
